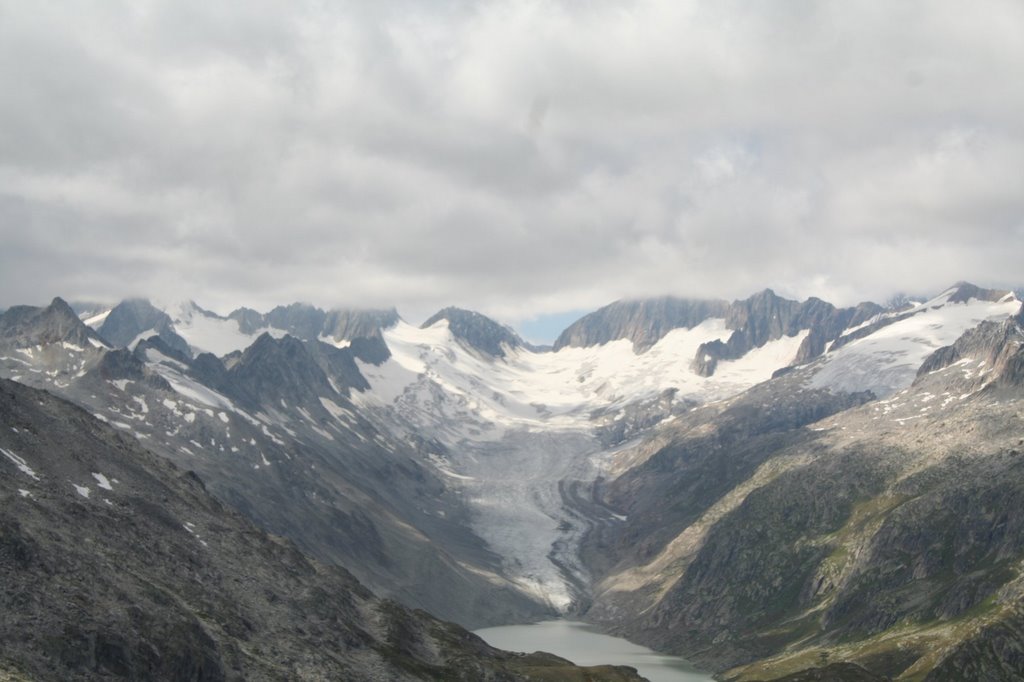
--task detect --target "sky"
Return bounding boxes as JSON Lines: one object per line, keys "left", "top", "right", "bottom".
{"left": 1, "top": 1, "right": 1022, "bottom": 342}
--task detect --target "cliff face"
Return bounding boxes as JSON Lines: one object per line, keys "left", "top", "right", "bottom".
{"left": 551, "top": 292, "right": 886, "bottom": 380}
{"left": 693, "top": 291, "right": 883, "bottom": 377}
{"left": 231, "top": 303, "right": 399, "bottom": 345}
{"left": 553, "top": 297, "right": 729, "bottom": 352}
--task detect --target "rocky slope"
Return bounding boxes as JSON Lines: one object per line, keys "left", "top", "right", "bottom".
{"left": 0, "top": 378, "right": 644, "bottom": 682}
{"left": 1, "top": 299, "right": 548, "bottom": 630}
{"left": 581, "top": 305, "right": 1024, "bottom": 680}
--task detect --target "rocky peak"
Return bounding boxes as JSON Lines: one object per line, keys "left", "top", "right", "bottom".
{"left": 99, "top": 298, "right": 191, "bottom": 357}
{"left": 228, "top": 304, "right": 400, "bottom": 345}
{"left": 170, "top": 299, "right": 215, "bottom": 323}
{"left": 322, "top": 307, "right": 400, "bottom": 342}
{"left": 724, "top": 288, "right": 803, "bottom": 341}
{"left": 227, "top": 333, "right": 340, "bottom": 409}
{"left": 945, "top": 281, "right": 1014, "bottom": 304}
{"left": 0, "top": 297, "right": 104, "bottom": 348}
{"left": 264, "top": 303, "right": 326, "bottom": 340}
{"left": 695, "top": 292, "right": 889, "bottom": 378}
{"left": 422, "top": 307, "right": 523, "bottom": 358}
{"left": 227, "top": 306, "right": 266, "bottom": 335}
{"left": 553, "top": 297, "right": 730, "bottom": 352}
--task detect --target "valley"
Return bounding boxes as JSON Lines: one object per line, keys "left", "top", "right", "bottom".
{"left": 2, "top": 283, "right": 1023, "bottom": 680}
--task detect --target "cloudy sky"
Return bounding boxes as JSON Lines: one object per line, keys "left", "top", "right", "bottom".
{"left": 1, "top": 1, "right": 1022, "bottom": 340}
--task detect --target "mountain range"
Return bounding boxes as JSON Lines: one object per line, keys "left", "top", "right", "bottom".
{"left": 2, "top": 282, "right": 1023, "bottom": 680}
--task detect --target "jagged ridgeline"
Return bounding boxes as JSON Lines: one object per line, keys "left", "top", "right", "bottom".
{"left": 1, "top": 282, "right": 1022, "bottom": 680}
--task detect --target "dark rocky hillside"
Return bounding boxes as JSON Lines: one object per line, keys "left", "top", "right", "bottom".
{"left": 0, "top": 379, "right": 643, "bottom": 682}
{"left": 0, "top": 299, "right": 549, "bottom": 631}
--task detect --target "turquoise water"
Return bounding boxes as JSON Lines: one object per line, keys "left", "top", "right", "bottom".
{"left": 474, "top": 619, "right": 714, "bottom": 682}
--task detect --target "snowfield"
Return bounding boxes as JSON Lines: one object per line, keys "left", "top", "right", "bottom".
{"left": 355, "top": 318, "right": 808, "bottom": 433}
{"left": 169, "top": 301, "right": 288, "bottom": 356}
{"left": 809, "top": 288, "right": 1020, "bottom": 397}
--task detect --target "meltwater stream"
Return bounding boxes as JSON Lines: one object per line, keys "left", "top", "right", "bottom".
{"left": 475, "top": 620, "right": 713, "bottom": 682}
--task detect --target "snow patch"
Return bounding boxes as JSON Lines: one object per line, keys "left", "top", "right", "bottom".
{"left": 319, "top": 335, "right": 351, "bottom": 349}
{"left": 169, "top": 301, "right": 288, "bottom": 356}
{"left": 91, "top": 472, "right": 114, "bottom": 491}
{"left": 83, "top": 309, "right": 111, "bottom": 328}
{"left": 144, "top": 348, "right": 188, "bottom": 370}
{"left": 1, "top": 447, "right": 39, "bottom": 480}
{"left": 128, "top": 328, "right": 159, "bottom": 350}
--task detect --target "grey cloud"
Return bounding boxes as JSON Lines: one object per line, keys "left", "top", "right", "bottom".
{"left": 0, "top": 0, "right": 1022, "bottom": 328}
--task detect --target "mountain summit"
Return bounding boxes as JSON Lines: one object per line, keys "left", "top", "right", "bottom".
{"left": 0, "top": 297, "right": 105, "bottom": 349}
{"left": 421, "top": 307, "right": 524, "bottom": 358}
{"left": 553, "top": 297, "right": 729, "bottom": 352}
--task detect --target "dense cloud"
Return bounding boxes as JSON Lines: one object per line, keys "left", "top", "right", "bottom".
{"left": 1, "top": 0, "right": 1022, "bottom": 328}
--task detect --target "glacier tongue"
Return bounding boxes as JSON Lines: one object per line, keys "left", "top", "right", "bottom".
{"left": 352, "top": 319, "right": 811, "bottom": 608}
{"left": 455, "top": 429, "right": 604, "bottom": 610}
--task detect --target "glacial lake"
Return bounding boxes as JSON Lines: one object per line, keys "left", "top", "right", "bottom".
{"left": 475, "top": 620, "right": 714, "bottom": 682}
